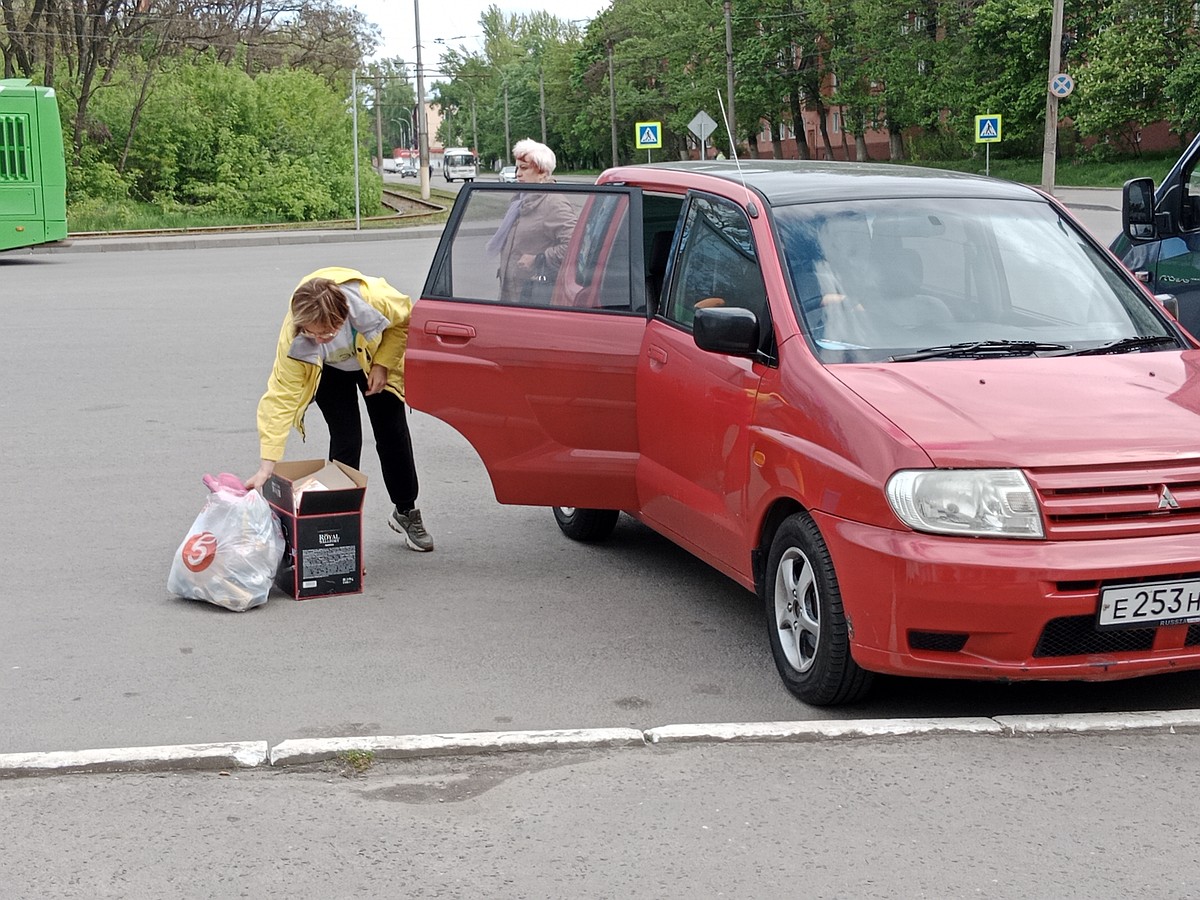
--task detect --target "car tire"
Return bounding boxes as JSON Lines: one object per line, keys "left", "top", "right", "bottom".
{"left": 764, "top": 512, "right": 873, "bottom": 705}
{"left": 552, "top": 507, "right": 619, "bottom": 542}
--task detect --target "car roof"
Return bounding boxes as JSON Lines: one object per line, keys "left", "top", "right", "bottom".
{"left": 598, "top": 159, "right": 1042, "bottom": 207}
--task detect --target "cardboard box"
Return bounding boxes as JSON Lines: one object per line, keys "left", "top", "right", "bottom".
{"left": 264, "top": 459, "right": 367, "bottom": 599}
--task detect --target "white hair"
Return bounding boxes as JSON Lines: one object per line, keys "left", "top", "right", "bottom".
{"left": 513, "top": 139, "right": 556, "bottom": 176}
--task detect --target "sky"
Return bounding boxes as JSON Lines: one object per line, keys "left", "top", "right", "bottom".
{"left": 342, "top": 0, "right": 610, "bottom": 77}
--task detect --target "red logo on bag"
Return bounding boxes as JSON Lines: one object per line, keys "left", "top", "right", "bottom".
{"left": 182, "top": 532, "right": 218, "bottom": 572}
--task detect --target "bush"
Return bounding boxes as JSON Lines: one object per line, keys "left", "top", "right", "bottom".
{"left": 72, "top": 55, "right": 375, "bottom": 223}
{"left": 906, "top": 128, "right": 972, "bottom": 162}
{"left": 66, "top": 156, "right": 132, "bottom": 206}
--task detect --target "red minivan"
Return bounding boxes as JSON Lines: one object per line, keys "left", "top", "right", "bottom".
{"left": 407, "top": 160, "right": 1200, "bottom": 705}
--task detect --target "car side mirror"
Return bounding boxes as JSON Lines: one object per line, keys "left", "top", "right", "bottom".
{"left": 1155, "top": 293, "right": 1180, "bottom": 320}
{"left": 1122, "top": 177, "right": 1157, "bottom": 242}
{"left": 694, "top": 306, "right": 759, "bottom": 356}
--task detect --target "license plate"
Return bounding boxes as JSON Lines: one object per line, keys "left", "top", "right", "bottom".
{"left": 1098, "top": 578, "right": 1200, "bottom": 629}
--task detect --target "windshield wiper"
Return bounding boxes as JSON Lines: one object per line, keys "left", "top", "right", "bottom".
{"left": 1062, "top": 335, "right": 1181, "bottom": 356}
{"left": 890, "top": 340, "right": 1072, "bottom": 362}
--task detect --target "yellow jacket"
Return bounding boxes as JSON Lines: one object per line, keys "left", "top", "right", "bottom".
{"left": 256, "top": 267, "right": 412, "bottom": 461}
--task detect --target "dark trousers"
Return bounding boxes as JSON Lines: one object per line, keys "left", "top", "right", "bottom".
{"left": 313, "top": 365, "right": 418, "bottom": 511}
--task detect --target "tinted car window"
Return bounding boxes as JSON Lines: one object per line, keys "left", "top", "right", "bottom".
{"left": 662, "top": 195, "right": 768, "bottom": 329}
{"left": 777, "top": 197, "right": 1170, "bottom": 362}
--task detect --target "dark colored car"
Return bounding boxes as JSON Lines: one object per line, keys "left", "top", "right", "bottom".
{"left": 408, "top": 161, "right": 1200, "bottom": 705}
{"left": 1112, "top": 131, "right": 1200, "bottom": 337}
{"left": 399, "top": 162, "right": 419, "bottom": 179}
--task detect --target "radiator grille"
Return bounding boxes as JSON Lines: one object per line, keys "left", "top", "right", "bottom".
{"left": 1028, "top": 461, "right": 1200, "bottom": 540}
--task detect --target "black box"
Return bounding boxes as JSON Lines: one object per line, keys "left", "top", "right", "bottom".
{"left": 264, "top": 460, "right": 367, "bottom": 599}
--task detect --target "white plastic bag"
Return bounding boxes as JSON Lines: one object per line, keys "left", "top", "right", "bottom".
{"left": 167, "top": 473, "right": 285, "bottom": 612}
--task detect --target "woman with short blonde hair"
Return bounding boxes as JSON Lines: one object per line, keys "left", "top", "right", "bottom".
{"left": 512, "top": 138, "right": 557, "bottom": 181}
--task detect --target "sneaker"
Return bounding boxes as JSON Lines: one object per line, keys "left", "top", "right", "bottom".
{"left": 389, "top": 506, "right": 434, "bottom": 552}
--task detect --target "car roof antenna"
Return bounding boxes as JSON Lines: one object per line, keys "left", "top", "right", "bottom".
{"left": 717, "top": 89, "right": 756, "bottom": 217}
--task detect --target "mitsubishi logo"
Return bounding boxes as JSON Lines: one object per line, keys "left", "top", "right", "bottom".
{"left": 1158, "top": 485, "right": 1181, "bottom": 510}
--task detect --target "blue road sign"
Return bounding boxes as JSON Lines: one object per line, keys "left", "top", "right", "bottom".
{"left": 975, "top": 115, "right": 1002, "bottom": 143}
{"left": 636, "top": 122, "right": 662, "bottom": 149}
{"left": 1050, "top": 74, "right": 1075, "bottom": 98}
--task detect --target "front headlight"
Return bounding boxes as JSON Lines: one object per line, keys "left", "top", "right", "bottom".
{"left": 885, "top": 469, "right": 1043, "bottom": 539}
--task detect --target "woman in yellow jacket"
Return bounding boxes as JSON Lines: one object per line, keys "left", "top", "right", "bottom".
{"left": 244, "top": 267, "right": 433, "bottom": 551}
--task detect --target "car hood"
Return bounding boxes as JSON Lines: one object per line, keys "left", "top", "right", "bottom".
{"left": 831, "top": 352, "right": 1200, "bottom": 468}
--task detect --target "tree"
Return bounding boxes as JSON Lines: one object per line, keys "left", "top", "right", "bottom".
{"left": 1072, "top": 0, "right": 1194, "bottom": 153}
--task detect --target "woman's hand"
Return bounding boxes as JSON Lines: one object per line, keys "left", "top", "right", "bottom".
{"left": 365, "top": 363, "right": 389, "bottom": 395}
{"left": 244, "top": 459, "right": 276, "bottom": 491}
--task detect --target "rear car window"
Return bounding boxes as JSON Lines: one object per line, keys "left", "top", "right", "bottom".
{"left": 426, "top": 187, "right": 640, "bottom": 313}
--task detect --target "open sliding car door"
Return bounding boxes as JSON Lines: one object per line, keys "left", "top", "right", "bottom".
{"left": 406, "top": 183, "right": 647, "bottom": 510}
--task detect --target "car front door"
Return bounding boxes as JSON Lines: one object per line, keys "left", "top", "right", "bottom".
{"left": 406, "top": 183, "right": 647, "bottom": 510}
{"left": 635, "top": 192, "right": 773, "bottom": 580}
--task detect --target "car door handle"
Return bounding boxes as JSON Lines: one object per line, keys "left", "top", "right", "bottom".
{"left": 647, "top": 345, "right": 669, "bottom": 366}
{"left": 425, "top": 321, "right": 477, "bottom": 344}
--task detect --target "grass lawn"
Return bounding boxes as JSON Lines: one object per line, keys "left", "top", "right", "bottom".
{"left": 67, "top": 155, "right": 1177, "bottom": 234}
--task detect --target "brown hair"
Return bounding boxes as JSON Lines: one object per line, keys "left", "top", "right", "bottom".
{"left": 290, "top": 278, "right": 349, "bottom": 337}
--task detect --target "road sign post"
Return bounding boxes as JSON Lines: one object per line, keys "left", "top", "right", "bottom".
{"left": 636, "top": 121, "right": 662, "bottom": 162}
{"left": 975, "top": 114, "right": 1002, "bottom": 177}
{"left": 688, "top": 110, "right": 717, "bottom": 162}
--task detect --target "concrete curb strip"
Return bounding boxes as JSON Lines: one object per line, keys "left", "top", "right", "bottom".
{"left": 34, "top": 226, "right": 443, "bottom": 254}
{"left": 5, "top": 711, "right": 1200, "bottom": 778}
{"left": 994, "top": 710, "right": 1200, "bottom": 735}
{"left": 0, "top": 741, "right": 268, "bottom": 778}
{"left": 644, "top": 717, "right": 1002, "bottom": 744}
{"left": 269, "top": 727, "right": 648, "bottom": 766}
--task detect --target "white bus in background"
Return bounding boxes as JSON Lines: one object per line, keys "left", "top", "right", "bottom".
{"left": 442, "top": 147, "right": 477, "bottom": 183}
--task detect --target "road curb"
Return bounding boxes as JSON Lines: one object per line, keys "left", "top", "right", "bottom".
{"left": 4, "top": 711, "right": 1198, "bottom": 778}
{"left": 644, "top": 717, "right": 1003, "bottom": 744}
{"left": 269, "top": 728, "right": 647, "bottom": 767}
{"left": 0, "top": 741, "right": 268, "bottom": 778}
{"left": 993, "top": 710, "right": 1200, "bottom": 735}
{"left": 30, "top": 225, "right": 444, "bottom": 254}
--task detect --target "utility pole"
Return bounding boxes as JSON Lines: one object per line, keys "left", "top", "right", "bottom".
{"left": 539, "top": 67, "right": 547, "bottom": 144}
{"left": 607, "top": 40, "right": 618, "bottom": 167}
{"left": 373, "top": 76, "right": 384, "bottom": 175}
{"left": 504, "top": 84, "right": 511, "bottom": 162}
{"left": 471, "top": 96, "right": 479, "bottom": 159}
{"left": 724, "top": 0, "right": 736, "bottom": 152}
{"left": 351, "top": 71, "right": 361, "bottom": 230}
{"left": 1040, "top": 0, "right": 1065, "bottom": 195}
{"left": 414, "top": 0, "right": 430, "bottom": 199}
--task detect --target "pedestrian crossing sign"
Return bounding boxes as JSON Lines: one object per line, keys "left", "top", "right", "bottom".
{"left": 636, "top": 121, "right": 662, "bottom": 149}
{"left": 975, "top": 115, "right": 1002, "bottom": 143}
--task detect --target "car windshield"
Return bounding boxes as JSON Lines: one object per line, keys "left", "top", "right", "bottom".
{"left": 775, "top": 196, "right": 1174, "bottom": 363}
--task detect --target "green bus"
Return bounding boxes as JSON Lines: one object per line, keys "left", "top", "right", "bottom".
{"left": 0, "top": 78, "right": 67, "bottom": 251}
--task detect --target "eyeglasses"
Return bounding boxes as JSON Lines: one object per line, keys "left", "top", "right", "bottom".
{"left": 302, "top": 322, "right": 343, "bottom": 340}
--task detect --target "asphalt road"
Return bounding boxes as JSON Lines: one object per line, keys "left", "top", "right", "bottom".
{"left": 7, "top": 185, "right": 1200, "bottom": 899}
{"left": 7, "top": 186, "right": 1193, "bottom": 761}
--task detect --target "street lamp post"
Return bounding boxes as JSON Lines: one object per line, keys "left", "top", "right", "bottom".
{"left": 394, "top": 118, "right": 411, "bottom": 153}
